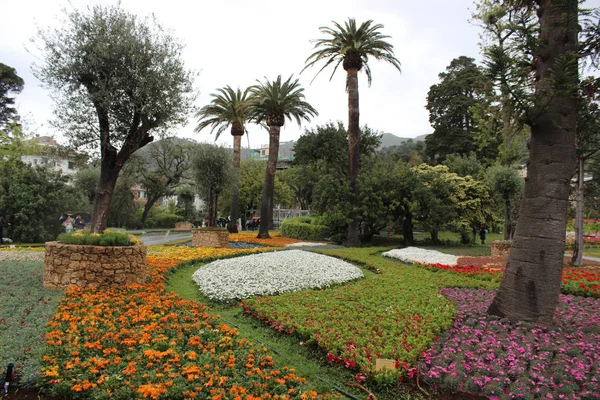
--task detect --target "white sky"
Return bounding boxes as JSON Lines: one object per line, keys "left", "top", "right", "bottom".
{"left": 2, "top": 0, "right": 600, "bottom": 150}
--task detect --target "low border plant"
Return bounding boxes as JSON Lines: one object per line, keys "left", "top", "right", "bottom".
{"left": 57, "top": 229, "right": 141, "bottom": 247}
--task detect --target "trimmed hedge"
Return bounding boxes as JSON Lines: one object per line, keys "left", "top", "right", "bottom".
{"left": 280, "top": 217, "right": 329, "bottom": 241}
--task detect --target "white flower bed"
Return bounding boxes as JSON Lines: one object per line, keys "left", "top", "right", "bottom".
{"left": 192, "top": 250, "right": 364, "bottom": 302}
{"left": 285, "top": 242, "right": 329, "bottom": 248}
{"left": 382, "top": 247, "right": 459, "bottom": 266}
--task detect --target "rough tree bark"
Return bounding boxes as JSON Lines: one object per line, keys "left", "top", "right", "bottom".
{"left": 346, "top": 67, "right": 361, "bottom": 247}
{"left": 257, "top": 124, "right": 281, "bottom": 239}
{"left": 487, "top": 0, "right": 578, "bottom": 324}
{"left": 229, "top": 133, "right": 242, "bottom": 233}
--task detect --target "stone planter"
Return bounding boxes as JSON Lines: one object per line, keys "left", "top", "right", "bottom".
{"left": 174, "top": 222, "right": 193, "bottom": 231}
{"left": 192, "top": 230, "right": 229, "bottom": 248}
{"left": 43, "top": 242, "right": 147, "bottom": 290}
{"left": 491, "top": 240, "right": 511, "bottom": 257}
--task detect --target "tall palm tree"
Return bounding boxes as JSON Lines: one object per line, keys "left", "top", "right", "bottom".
{"left": 248, "top": 75, "right": 317, "bottom": 239}
{"left": 195, "top": 86, "right": 250, "bottom": 233}
{"left": 303, "top": 18, "right": 401, "bottom": 246}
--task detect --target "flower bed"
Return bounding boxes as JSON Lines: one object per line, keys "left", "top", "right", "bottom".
{"left": 41, "top": 246, "right": 331, "bottom": 399}
{"left": 419, "top": 288, "right": 600, "bottom": 399}
{"left": 192, "top": 250, "right": 364, "bottom": 302}
{"left": 382, "top": 247, "right": 459, "bottom": 266}
{"left": 229, "top": 231, "right": 304, "bottom": 247}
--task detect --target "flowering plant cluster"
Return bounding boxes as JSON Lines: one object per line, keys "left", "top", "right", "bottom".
{"left": 382, "top": 247, "right": 459, "bottom": 266}
{"left": 192, "top": 250, "right": 364, "bottom": 302}
{"left": 40, "top": 245, "right": 332, "bottom": 399}
{"left": 57, "top": 229, "right": 140, "bottom": 246}
{"left": 242, "top": 248, "right": 497, "bottom": 386}
{"left": 419, "top": 288, "right": 600, "bottom": 399}
{"left": 229, "top": 232, "right": 304, "bottom": 247}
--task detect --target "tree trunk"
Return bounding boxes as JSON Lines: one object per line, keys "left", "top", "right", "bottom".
{"left": 504, "top": 195, "right": 512, "bottom": 241}
{"left": 257, "top": 124, "right": 281, "bottom": 239}
{"left": 90, "top": 148, "right": 120, "bottom": 233}
{"left": 488, "top": 0, "right": 578, "bottom": 324}
{"left": 140, "top": 194, "right": 161, "bottom": 224}
{"left": 346, "top": 67, "right": 361, "bottom": 247}
{"left": 229, "top": 134, "right": 242, "bottom": 233}
{"left": 430, "top": 229, "right": 439, "bottom": 245}
{"left": 402, "top": 206, "right": 414, "bottom": 245}
{"left": 269, "top": 195, "right": 275, "bottom": 230}
{"left": 207, "top": 189, "right": 215, "bottom": 227}
{"left": 572, "top": 156, "right": 584, "bottom": 266}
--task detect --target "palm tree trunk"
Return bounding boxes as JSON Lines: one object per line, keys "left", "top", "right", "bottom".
{"left": 229, "top": 134, "right": 242, "bottom": 233}
{"left": 346, "top": 67, "right": 361, "bottom": 247}
{"left": 258, "top": 125, "right": 281, "bottom": 239}
{"left": 572, "top": 156, "right": 584, "bottom": 266}
{"left": 488, "top": 0, "right": 578, "bottom": 324}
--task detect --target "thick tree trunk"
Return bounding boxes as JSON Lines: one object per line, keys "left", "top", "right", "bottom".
{"left": 346, "top": 68, "right": 361, "bottom": 247}
{"left": 488, "top": 0, "right": 578, "bottom": 324}
{"left": 402, "top": 207, "right": 414, "bottom": 245}
{"left": 430, "top": 229, "right": 439, "bottom": 245}
{"left": 140, "top": 194, "right": 161, "bottom": 224}
{"left": 257, "top": 125, "right": 281, "bottom": 239}
{"left": 572, "top": 156, "right": 584, "bottom": 266}
{"left": 504, "top": 195, "right": 512, "bottom": 241}
{"left": 229, "top": 134, "right": 242, "bottom": 233}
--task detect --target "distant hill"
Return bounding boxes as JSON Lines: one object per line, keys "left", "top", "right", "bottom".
{"left": 378, "top": 132, "right": 429, "bottom": 149}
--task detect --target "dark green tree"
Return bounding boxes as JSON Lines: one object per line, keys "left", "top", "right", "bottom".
{"left": 175, "top": 185, "right": 197, "bottom": 222}
{"left": 248, "top": 75, "right": 317, "bottom": 239}
{"left": 303, "top": 18, "right": 401, "bottom": 247}
{"left": 34, "top": 4, "right": 195, "bottom": 233}
{"left": 484, "top": 164, "right": 524, "bottom": 240}
{"left": 195, "top": 86, "right": 251, "bottom": 233}
{"left": 192, "top": 144, "right": 231, "bottom": 227}
{"left": 0, "top": 63, "right": 24, "bottom": 127}
{"left": 128, "top": 138, "right": 192, "bottom": 224}
{"left": 425, "top": 56, "right": 492, "bottom": 163}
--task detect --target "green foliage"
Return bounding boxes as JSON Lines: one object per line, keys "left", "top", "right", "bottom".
{"left": 302, "top": 18, "right": 402, "bottom": 86}
{"left": 72, "top": 167, "right": 100, "bottom": 208}
{"left": 425, "top": 56, "right": 491, "bottom": 163}
{"left": 0, "top": 259, "right": 62, "bottom": 386}
{"left": 192, "top": 143, "right": 231, "bottom": 224}
{"left": 0, "top": 160, "right": 85, "bottom": 243}
{"left": 280, "top": 217, "right": 329, "bottom": 241}
{"left": 128, "top": 205, "right": 183, "bottom": 229}
{"left": 107, "top": 174, "right": 138, "bottom": 229}
{"left": 176, "top": 185, "right": 198, "bottom": 222}
{"left": 312, "top": 212, "right": 349, "bottom": 243}
{"left": 57, "top": 230, "right": 138, "bottom": 246}
{"left": 443, "top": 152, "right": 484, "bottom": 178}
{"left": 195, "top": 86, "right": 251, "bottom": 139}
{"left": 0, "top": 62, "right": 25, "bottom": 127}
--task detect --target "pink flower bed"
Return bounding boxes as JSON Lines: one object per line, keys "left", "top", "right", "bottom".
{"left": 419, "top": 288, "right": 600, "bottom": 399}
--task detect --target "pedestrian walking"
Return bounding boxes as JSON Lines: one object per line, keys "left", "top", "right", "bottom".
{"left": 480, "top": 227, "right": 488, "bottom": 245}
{"left": 63, "top": 215, "right": 74, "bottom": 233}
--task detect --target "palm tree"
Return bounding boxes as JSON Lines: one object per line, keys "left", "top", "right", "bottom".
{"left": 195, "top": 86, "right": 250, "bottom": 233}
{"left": 248, "top": 75, "right": 317, "bottom": 239}
{"left": 303, "top": 18, "right": 401, "bottom": 246}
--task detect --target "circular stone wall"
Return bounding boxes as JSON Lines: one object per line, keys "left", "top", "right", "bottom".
{"left": 192, "top": 230, "right": 229, "bottom": 248}
{"left": 43, "top": 242, "right": 147, "bottom": 289}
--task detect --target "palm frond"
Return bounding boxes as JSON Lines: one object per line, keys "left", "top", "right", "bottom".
{"left": 194, "top": 85, "right": 251, "bottom": 140}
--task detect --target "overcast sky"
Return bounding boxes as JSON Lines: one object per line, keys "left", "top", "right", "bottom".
{"left": 2, "top": 0, "right": 599, "bottom": 150}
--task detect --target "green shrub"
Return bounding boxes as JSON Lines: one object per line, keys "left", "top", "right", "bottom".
{"left": 57, "top": 230, "right": 140, "bottom": 246}
{"left": 280, "top": 217, "right": 329, "bottom": 241}
{"left": 312, "top": 212, "right": 348, "bottom": 243}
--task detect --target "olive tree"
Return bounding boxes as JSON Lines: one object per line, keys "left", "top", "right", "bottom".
{"left": 33, "top": 4, "right": 195, "bottom": 232}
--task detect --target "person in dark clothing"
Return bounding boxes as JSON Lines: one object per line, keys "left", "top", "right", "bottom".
{"left": 479, "top": 227, "right": 487, "bottom": 245}
{"left": 0, "top": 215, "right": 9, "bottom": 245}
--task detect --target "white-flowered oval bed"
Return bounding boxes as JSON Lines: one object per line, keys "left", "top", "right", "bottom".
{"left": 192, "top": 249, "right": 364, "bottom": 302}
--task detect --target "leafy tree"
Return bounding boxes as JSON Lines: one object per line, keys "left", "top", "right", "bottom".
{"left": 0, "top": 160, "right": 84, "bottom": 242}
{"left": 107, "top": 174, "right": 138, "bottom": 229}
{"left": 248, "top": 75, "right": 317, "bottom": 238}
{"left": 473, "top": 0, "right": 536, "bottom": 166}
{"left": 192, "top": 144, "right": 231, "bottom": 227}
{"left": 412, "top": 164, "right": 493, "bottom": 244}
{"left": 278, "top": 166, "right": 316, "bottom": 210}
{"left": 303, "top": 18, "right": 401, "bottom": 247}
{"left": 34, "top": 4, "right": 195, "bottom": 233}
{"left": 195, "top": 86, "right": 251, "bottom": 233}
{"left": 485, "top": 164, "right": 524, "bottom": 240}
{"left": 0, "top": 63, "right": 24, "bottom": 127}
{"left": 175, "top": 185, "right": 197, "bottom": 222}
{"left": 379, "top": 139, "right": 427, "bottom": 165}
{"left": 127, "top": 138, "right": 192, "bottom": 224}
{"left": 73, "top": 167, "right": 101, "bottom": 209}
{"left": 572, "top": 78, "right": 600, "bottom": 265}
{"left": 425, "top": 56, "right": 493, "bottom": 163}
{"left": 443, "top": 152, "right": 484, "bottom": 178}
{"left": 487, "top": 0, "right": 580, "bottom": 324}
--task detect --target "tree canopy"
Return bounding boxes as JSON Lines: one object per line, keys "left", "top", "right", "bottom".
{"left": 0, "top": 63, "right": 24, "bottom": 127}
